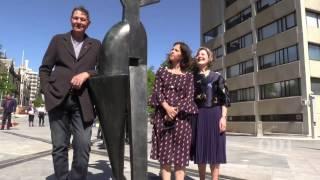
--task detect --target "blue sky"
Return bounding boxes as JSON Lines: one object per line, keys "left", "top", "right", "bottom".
{"left": 0, "top": 0, "right": 200, "bottom": 72}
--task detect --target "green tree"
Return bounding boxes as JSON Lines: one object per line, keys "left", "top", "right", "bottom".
{"left": 33, "top": 94, "right": 44, "bottom": 107}
{"left": 147, "top": 66, "right": 156, "bottom": 115}
{"left": 0, "top": 73, "right": 16, "bottom": 96}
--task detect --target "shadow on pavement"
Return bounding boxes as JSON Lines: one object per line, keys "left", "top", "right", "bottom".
{"left": 87, "top": 160, "right": 113, "bottom": 179}
{"left": 45, "top": 160, "right": 113, "bottom": 180}
{"left": 147, "top": 172, "right": 195, "bottom": 180}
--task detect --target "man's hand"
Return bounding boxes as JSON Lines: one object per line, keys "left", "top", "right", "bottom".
{"left": 70, "top": 72, "right": 90, "bottom": 89}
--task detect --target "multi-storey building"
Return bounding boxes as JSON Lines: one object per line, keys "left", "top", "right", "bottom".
{"left": 201, "top": 0, "right": 320, "bottom": 136}
{"left": 18, "top": 60, "right": 38, "bottom": 106}
{"left": 26, "top": 71, "right": 39, "bottom": 102}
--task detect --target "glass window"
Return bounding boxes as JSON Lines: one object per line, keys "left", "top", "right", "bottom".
{"left": 226, "top": 6, "right": 251, "bottom": 30}
{"left": 256, "top": 0, "right": 281, "bottom": 12}
{"left": 226, "top": 0, "right": 237, "bottom": 7}
{"left": 260, "top": 22, "right": 277, "bottom": 40}
{"left": 260, "top": 79, "right": 300, "bottom": 99}
{"left": 242, "top": 7, "right": 252, "bottom": 20}
{"left": 227, "top": 116, "right": 255, "bottom": 122}
{"left": 229, "top": 87, "right": 255, "bottom": 102}
{"left": 244, "top": 34, "right": 252, "bottom": 47}
{"left": 227, "top": 59, "right": 253, "bottom": 78}
{"left": 227, "top": 64, "right": 239, "bottom": 78}
{"left": 309, "top": 43, "right": 320, "bottom": 60}
{"left": 289, "top": 79, "right": 300, "bottom": 96}
{"left": 270, "top": 82, "right": 281, "bottom": 98}
{"left": 286, "top": 13, "right": 296, "bottom": 29}
{"left": 260, "top": 53, "right": 275, "bottom": 69}
{"left": 245, "top": 60, "right": 254, "bottom": 73}
{"left": 278, "top": 49, "right": 286, "bottom": 64}
{"left": 213, "top": 46, "right": 223, "bottom": 58}
{"left": 261, "top": 114, "right": 303, "bottom": 122}
{"left": 288, "top": 45, "right": 298, "bottom": 62}
{"left": 203, "top": 24, "right": 223, "bottom": 43}
{"left": 258, "top": 12, "right": 296, "bottom": 41}
{"left": 226, "top": 33, "right": 252, "bottom": 54}
{"left": 306, "top": 11, "right": 319, "bottom": 28}
{"left": 226, "top": 15, "right": 241, "bottom": 30}
{"left": 311, "top": 78, "right": 320, "bottom": 95}
{"left": 259, "top": 44, "right": 298, "bottom": 69}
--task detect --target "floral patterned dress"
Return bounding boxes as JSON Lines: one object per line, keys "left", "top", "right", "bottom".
{"left": 149, "top": 67, "right": 198, "bottom": 167}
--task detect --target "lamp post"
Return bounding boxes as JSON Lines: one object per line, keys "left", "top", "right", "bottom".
{"left": 309, "top": 94, "right": 319, "bottom": 139}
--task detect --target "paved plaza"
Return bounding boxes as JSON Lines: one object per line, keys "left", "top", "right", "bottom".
{"left": 1, "top": 115, "right": 320, "bottom": 180}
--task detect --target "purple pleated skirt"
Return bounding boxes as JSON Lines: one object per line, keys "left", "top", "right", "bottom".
{"left": 191, "top": 106, "right": 226, "bottom": 164}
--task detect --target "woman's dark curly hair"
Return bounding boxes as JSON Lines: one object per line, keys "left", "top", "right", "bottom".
{"left": 165, "top": 42, "right": 192, "bottom": 72}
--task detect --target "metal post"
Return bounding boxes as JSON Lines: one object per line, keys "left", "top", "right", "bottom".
{"left": 309, "top": 94, "right": 318, "bottom": 139}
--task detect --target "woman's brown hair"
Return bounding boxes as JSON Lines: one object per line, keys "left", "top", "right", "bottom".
{"left": 166, "top": 42, "right": 192, "bottom": 72}
{"left": 192, "top": 46, "right": 215, "bottom": 72}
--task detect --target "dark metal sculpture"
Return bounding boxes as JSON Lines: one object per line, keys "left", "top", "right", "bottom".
{"left": 89, "top": 0, "right": 160, "bottom": 179}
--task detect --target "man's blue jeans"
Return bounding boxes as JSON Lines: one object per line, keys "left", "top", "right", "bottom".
{"left": 49, "top": 95, "right": 92, "bottom": 180}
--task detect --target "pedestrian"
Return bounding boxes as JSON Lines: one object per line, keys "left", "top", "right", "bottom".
{"left": 28, "top": 103, "right": 35, "bottom": 127}
{"left": 39, "top": 6, "right": 101, "bottom": 180}
{"left": 191, "top": 47, "right": 230, "bottom": 180}
{"left": 37, "top": 106, "right": 46, "bottom": 126}
{"left": 1, "top": 94, "right": 17, "bottom": 130}
{"left": 149, "top": 42, "right": 198, "bottom": 180}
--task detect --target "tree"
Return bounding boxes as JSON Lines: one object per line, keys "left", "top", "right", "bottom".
{"left": 33, "top": 94, "right": 44, "bottom": 107}
{"left": 0, "top": 73, "right": 16, "bottom": 96}
{"left": 147, "top": 66, "right": 156, "bottom": 115}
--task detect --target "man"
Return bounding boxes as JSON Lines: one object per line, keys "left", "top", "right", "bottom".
{"left": 37, "top": 105, "right": 46, "bottom": 127}
{"left": 1, "top": 94, "right": 17, "bottom": 130}
{"left": 39, "top": 6, "right": 101, "bottom": 180}
{"left": 27, "top": 102, "right": 35, "bottom": 127}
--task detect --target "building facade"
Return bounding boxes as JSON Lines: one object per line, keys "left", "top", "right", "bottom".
{"left": 26, "top": 71, "right": 39, "bottom": 102}
{"left": 201, "top": 0, "right": 320, "bottom": 136}
{"left": 18, "top": 60, "right": 39, "bottom": 106}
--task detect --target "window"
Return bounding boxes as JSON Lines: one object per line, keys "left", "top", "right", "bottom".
{"left": 212, "top": 46, "right": 223, "bottom": 58}
{"left": 261, "top": 114, "right": 302, "bottom": 122}
{"left": 256, "top": 0, "right": 282, "bottom": 13}
{"left": 259, "top": 44, "right": 298, "bottom": 69}
{"left": 227, "top": 116, "right": 255, "bottom": 122}
{"left": 227, "top": 59, "right": 254, "bottom": 78}
{"left": 258, "top": 12, "right": 296, "bottom": 41}
{"left": 226, "top": 33, "right": 252, "bottom": 54}
{"left": 203, "top": 24, "right": 223, "bottom": 43}
{"left": 311, "top": 78, "right": 320, "bottom": 95}
{"left": 225, "top": 0, "right": 237, "bottom": 7}
{"left": 306, "top": 11, "right": 320, "bottom": 28}
{"left": 226, "top": 6, "right": 251, "bottom": 30}
{"left": 309, "top": 43, "right": 320, "bottom": 60}
{"left": 260, "top": 79, "right": 300, "bottom": 99}
{"left": 229, "top": 87, "right": 255, "bottom": 102}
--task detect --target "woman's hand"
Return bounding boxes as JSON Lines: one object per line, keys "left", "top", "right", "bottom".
{"left": 164, "top": 105, "right": 178, "bottom": 120}
{"left": 219, "top": 116, "right": 227, "bottom": 133}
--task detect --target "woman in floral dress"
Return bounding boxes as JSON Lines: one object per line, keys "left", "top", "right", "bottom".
{"left": 149, "top": 42, "right": 198, "bottom": 180}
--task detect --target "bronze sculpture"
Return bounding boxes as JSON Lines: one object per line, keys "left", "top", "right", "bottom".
{"left": 89, "top": 0, "right": 160, "bottom": 179}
